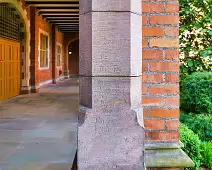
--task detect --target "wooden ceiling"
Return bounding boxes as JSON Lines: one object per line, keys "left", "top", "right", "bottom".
{"left": 25, "top": 0, "right": 79, "bottom": 35}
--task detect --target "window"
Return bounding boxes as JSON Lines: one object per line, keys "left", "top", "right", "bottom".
{"left": 57, "top": 45, "right": 62, "bottom": 67}
{"left": 39, "top": 33, "right": 49, "bottom": 69}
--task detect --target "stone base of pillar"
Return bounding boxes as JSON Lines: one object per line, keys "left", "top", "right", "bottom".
{"left": 31, "top": 88, "right": 40, "bottom": 93}
{"left": 21, "top": 86, "right": 31, "bottom": 94}
{"left": 144, "top": 142, "right": 194, "bottom": 168}
{"left": 78, "top": 77, "right": 145, "bottom": 170}
{"left": 29, "top": 85, "right": 40, "bottom": 93}
{"left": 78, "top": 106, "right": 145, "bottom": 170}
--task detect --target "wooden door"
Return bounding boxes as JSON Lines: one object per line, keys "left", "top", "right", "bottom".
{"left": 0, "top": 39, "right": 21, "bottom": 102}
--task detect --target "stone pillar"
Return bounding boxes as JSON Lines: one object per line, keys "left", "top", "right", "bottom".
{"left": 30, "top": 7, "right": 37, "bottom": 93}
{"left": 52, "top": 24, "right": 57, "bottom": 83}
{"left": 78, "top": 1, "right": 145, "bottom": 169}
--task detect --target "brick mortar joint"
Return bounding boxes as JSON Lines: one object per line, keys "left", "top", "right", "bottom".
{"left": 145, "top": 130, "right": 180, "bottom": 132}
{"left": 142, "top": 2, "right": 179, "bottom": 4}
{"left": 142, "top": 13, "right": 179, "bottom": 16}
{"left": 143, "top": 60, "right": 180, "bottom": 62}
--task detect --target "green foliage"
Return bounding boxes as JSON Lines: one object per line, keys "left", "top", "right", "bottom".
{"left": 180, "top": 71, "right": 212, "bottom": 114}
{"left": 180, "top": 112, "right": 212, "bottom": 142}
{"left": 180, "top": 0, "right": 212, "bottom": 77}
{"left": 180, "top": 123, "right": 201, "bottom": 169}
{"left": 200, "top": 141, "right": 212, "bottom": 168}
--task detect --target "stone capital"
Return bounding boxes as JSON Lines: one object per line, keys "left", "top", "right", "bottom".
{"left": 80, "top": 0, "right": 141, "bottom": 15}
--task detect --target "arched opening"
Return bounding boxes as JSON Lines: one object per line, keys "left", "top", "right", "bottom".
{"left": 0, "top": 1, "right": 30, "bottom": 101}
{"left": 68, "top": 38, "right": 79, "bottom": 77}
{"left": 0, "top": 0, "right": 30, "bottom": 99}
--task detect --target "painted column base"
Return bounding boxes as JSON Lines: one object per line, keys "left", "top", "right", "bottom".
{"left": 30, "top": 86, "right": 40, "bottom": 93}
{"left": 21, "top": 86, "right": 31, "bottom": 94}
{"left": 144, "top": 142, "right": 194, "bottom": 168}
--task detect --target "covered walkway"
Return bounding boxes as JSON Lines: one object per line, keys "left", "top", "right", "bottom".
{"left": 0, "top": 79, "right": 78, "bottom": 170}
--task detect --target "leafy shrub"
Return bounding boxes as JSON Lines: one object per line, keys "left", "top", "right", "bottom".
{"left": 180, "top": 0, "right": 212, "bottom": 77}
{"left": 200, "top": 141, "right": 212, "bottom": 168}
{"left": 180, "top": 71, "right": 212, "bottom": 114}
{"left": 180, "top": 123, "right": 201, "bottom": 169}
{"left": 180, "top": 112, "right": 212, "bottom": 142}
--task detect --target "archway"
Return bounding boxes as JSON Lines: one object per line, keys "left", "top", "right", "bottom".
{"left": 0, "top": 0, "right": 30, "bottom": 94}
{"left": 68, "top": 39, "right": 79, "bottom": 77}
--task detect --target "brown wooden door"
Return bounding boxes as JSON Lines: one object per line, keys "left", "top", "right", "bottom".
{"left": 0, "top": 39, "right": 21, "bottom": 102}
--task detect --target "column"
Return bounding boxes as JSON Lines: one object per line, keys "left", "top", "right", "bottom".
{"left": 30, "top": 7, "right": 37, "bottom": 93}
{"left": 52, "top": 24, "right": 57, "bottom": 83}
{"left": 78, "top": 0, "right": 145, "bottom": 169}
{"left": 63, "top": 43, "right": 69, "bottom": 79}
{"left": 141, "top": 0, "right": 194, "bottom": 168}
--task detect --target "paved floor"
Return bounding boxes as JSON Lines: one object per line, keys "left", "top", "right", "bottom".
{"left": 0, "top": 79, "right": 79, "bottom": 170}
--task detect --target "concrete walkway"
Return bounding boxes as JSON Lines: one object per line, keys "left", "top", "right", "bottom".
{"left": 0, "top": 79, "right": 79, "bottom": 170}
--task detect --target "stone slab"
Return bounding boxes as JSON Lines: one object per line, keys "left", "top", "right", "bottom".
{"left": 145, "top": 141, "right": 184, "bottom": 150}
{"left": 0, "top": 164, "right": 72, "bottom": 170}
{"left": 0, "top": 142, "right": 20, "bottom": 162}
{"left": 80, "top": 0, "right": 141, "bottom": 15}
{"left": 144, "top": 149, "right": 195, "bottom": 168}
{"left": 4, "top": 142, "right": 76, "bottom": 164}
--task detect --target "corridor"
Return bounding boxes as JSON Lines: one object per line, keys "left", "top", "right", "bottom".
{"left": 0, "top": 79, "right": 78, "bottom": 170}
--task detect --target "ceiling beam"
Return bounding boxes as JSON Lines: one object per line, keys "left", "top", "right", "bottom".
{"left": 46, "top": 17, "right": 79, "bottom": 19}
{"left": 57, "top": 24, "right": 79, "bottom": 26}
{"left": 57, "top": 27, "right": 79, "bottom": 30}
{"left": 48, "top": 20, "right": 79, "bottom": 22}
{"left": 42, "top": 13, "right": 79, "bottom": 16}
{"left": 61, "top": 29, "right": 79, "bottom": 30}
{"left": 58, "top": 26, "right": 79, "bottom": 28}
{"left": 60, "top": 28, "right": 79, "bottom": 30}
{"left": 38, "top": 9, "right": 79, "bottom": 12}
{"left": 55, "top": 23, "right": 79, "bottom": 25}
{"left": 25, "top": 0, "right": 79, "bottom": 2}
{"left": 28, "top": 4, "right": 79, "bottom": 7}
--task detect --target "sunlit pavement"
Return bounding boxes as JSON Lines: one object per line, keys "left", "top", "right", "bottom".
{"left": 0, "top": 79, "right": 79, "bottom": 170}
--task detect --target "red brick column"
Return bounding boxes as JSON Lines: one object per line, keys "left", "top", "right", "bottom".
{"left": 142, "top": 0, "right": 180, "bottom": 143}
{"left": 52, "top": 24, "right": 57, "bottom": 84}
{"left": 142, "top": 0, "right": 194, "bottom": 168}
{"left": 30, "top": 6, "right": 38, "bottom": 93}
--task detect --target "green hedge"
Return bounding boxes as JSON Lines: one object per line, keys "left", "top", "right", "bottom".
{"left": 180, "top": 71, "right": 212, "bottom": 114}
{"left": 180, "top": 123, "right": 201, "bottom": 169}
{"left": 180, "top": 112, "right": 212, "bottom": 142}
{"left": 200, "top": 141, "right": 212, "bottom": 168}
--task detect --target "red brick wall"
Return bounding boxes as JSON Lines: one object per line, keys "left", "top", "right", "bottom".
{"left": 15, "top": 0, "right": 65, "bottom": 86}
{"left": 34, "top": 13, "right": 64, "bottom": 85}
{"left": 35, "top": 11, "right": 52, "bottom": 85}
{"left": 147, "top": 168, "right": 184, "bottom": 170}
{"left": 142, "top": 0, "right": 180, "bottom": 142}
{"left": 56, "top": 31, "right": 65, "bottom": 79}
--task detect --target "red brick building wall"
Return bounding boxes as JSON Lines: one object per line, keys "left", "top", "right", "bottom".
{"left": 35, "top": 11, "right": 52, "bottom": 84}
{"left": 35, "top": 11, "right": 64, "bottom": 85}
{"left": 56, "top": 31, "right": 65, "bottom": 79}
{"left": 142, "top": 0, "right": 180, "bottom": 142}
